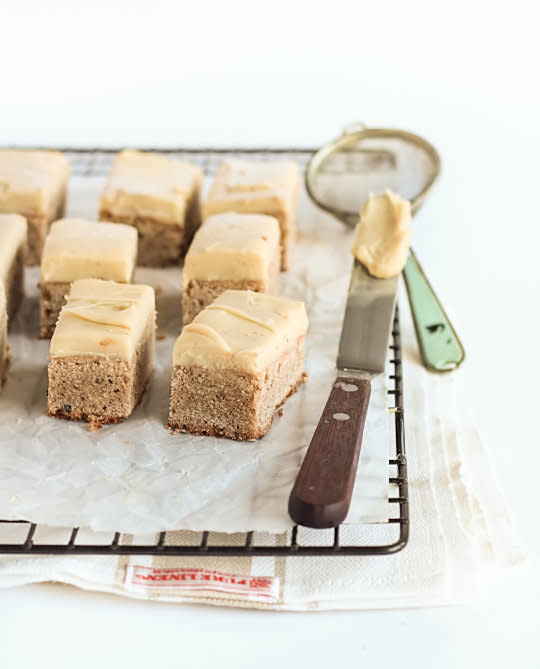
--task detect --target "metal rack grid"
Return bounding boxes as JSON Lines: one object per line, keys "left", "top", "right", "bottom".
{"left": 0, "top": 148, "right": 408, "bottom": 557}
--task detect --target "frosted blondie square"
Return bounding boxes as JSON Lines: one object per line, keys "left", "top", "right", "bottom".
{"left": 47, "top": 279, "right": 156, "bottom": 425}
{"left": 99, "top": 150, "right": 203, "bottom": 266}
{"left": 168, "top": 290, "right": 308, "bottom": 440}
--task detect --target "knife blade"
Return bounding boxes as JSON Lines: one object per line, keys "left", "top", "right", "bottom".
{"left": 288, "top": 259, "right": 397, "bottom": 528}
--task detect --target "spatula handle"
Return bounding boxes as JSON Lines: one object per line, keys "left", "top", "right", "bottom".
{"left": 288, "top": 376, "right": 371, "bottom": 528}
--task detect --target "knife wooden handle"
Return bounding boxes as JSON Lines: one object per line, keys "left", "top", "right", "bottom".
{"left": 288, "top": 375, "right": 371, "bottom": 528}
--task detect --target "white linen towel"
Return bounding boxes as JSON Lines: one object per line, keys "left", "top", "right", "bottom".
{"left": 0, "top": 294, "right": 523, "bottom": 610}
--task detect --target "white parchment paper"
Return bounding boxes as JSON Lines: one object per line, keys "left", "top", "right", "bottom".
{"left": 0, "top": 177, "right": 392, "bottom": 533}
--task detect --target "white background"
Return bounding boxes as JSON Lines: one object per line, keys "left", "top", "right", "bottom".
{"left": 1, "top": 0, "right": 539, "bottom": 667}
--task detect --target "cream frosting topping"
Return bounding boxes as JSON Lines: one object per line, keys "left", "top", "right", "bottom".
{"left": 0, "top": 214, "right": 27, "bottom": 286}
{"left": 351, "top": 190, "right": 412, "bottom": 279}
{"left": 100, "top": 150, "right": 203, "bottom": 225}
{"left": 182, "top": 213, "right": 280, "bottom": 286}
{"left": 41, "top": 219, "right": 137, "bottom": 283}
{"left": 204, "top": 159, "right": 299, "bottom": 215}
{"left": 173, "top": 290, "right": 308, "bottom": 373}
{"left": 50, "top": 279, "right": 155, "bottom": 360}
{"left": 0, "top": 150, "right": 70, "bottom": 217}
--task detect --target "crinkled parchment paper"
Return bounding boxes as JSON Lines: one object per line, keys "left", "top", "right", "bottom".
{"left": 0, "top": 177, "right": 392, "bottom": 533}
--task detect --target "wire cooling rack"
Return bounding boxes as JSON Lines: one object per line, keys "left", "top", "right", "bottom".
{"left": 0, "top": 148, "right": 408, "bottom": 557}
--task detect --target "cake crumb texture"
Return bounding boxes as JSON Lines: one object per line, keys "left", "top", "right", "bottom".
{"left": 47, "top": 341, "right": 152, "bottom": 424}
{"left": 168, "top": 338, "right": 305, "bottom": 441}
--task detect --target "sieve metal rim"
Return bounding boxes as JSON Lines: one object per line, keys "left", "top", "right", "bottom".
{"left": 305, "top": 126, "right": 442, "bottom": 226}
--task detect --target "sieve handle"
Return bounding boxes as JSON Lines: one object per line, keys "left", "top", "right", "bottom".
{"left": 403, "top": 249, "right": 465, "bottom": 373}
